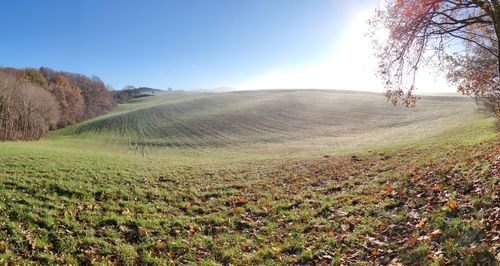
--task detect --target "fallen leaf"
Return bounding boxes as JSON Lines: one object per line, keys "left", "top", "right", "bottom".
{"left": 448, "top": 200, "right": 458, "bottom": 209}
{"left": 386, "top": 184, "right": 393, "bottom": 193}
{"left": 429, "top": 184, "right": 440, "bottom": 192}
{"left": 237, "top": 197, "right": 249, "bottom": 204}
{"left": 430, "top": 229, "right": 443, "bottom": 237}
{"left": 138, "top": 227, "right": 147, "bottom": 236}
{"left": 418, "top": 235, "right": 430, "bottom": 241}
{"left": 417, "top": 218, "right": 427, "bottom": 229}
{"left": 406, "top": 236, "right": 418, "bottom": 245}
{"left": 155, "top": 242, "right": 165, "bottom": 250}
{"left": 189, "top": 224, "right": 196, "bottom": 233}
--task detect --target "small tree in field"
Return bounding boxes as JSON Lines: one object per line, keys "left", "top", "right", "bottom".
{"left": 371, "top": 0, "right": 499, "bottom": 116}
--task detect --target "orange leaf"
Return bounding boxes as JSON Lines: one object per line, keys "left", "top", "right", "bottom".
{"left": 238, "top": 197, "right": 249, "bottom": 204}
{"left": 386, "top": 184, "right": 393, "bottom": 193}
{"left": 155, "top": 242, "right": 166, "bottom": 251}
{"left": 406, "top": 236, "right": 417, "bottom": 245}
{"left": 429, "top": 184, "right": 440, "bottom": 192}
{"left": 328, "top": 230, "right": 335, "bottom": 237}
{"left": 430, "top": 229, "right": 442, "bottom": 237}
{"left": 416, "top": 218, "right": 427, "bottom": 229}
{"left": 448, "top": 200, "right": 458, "bottom": 209}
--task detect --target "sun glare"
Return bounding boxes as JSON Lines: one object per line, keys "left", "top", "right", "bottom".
{"left": 237, "top": 9, "right": 383, "bottom": 91}
{"left": 238, "top": 7, "right": 452, "bottom": 93}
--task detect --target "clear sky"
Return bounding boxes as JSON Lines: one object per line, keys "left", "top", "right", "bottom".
{"left": 0, "top": 0, "right": 452, "bottom": 92}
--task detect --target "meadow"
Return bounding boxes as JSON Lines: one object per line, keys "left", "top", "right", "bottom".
{"left": 52, "top": 90, "right": 488, "bottom": 161}
{"left": 0, "top": 90, "right": 498, "bottom": 265}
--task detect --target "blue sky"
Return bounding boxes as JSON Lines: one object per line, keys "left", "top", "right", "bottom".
{"left": 0, "top": 0, "right": 451, "bottom": 92}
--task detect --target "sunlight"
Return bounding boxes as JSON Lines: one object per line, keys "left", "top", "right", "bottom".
{"left": 236, "top": 9, "right": 383, "bottom": 91}
{"left": 2, "top": 1, "right": 496, "bottom": 264}
{"left": 237, "top": 8, "right": 454, "bottom": 93}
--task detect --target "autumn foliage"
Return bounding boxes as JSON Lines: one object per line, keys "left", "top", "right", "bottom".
{"left": 0, "top": 72, "right": 59, "bottom": 140}
{"left": 0, "top": 67, "right": 115, "bottom": 140}
{"left": 47, "top": 74, "right": 84, "bottom": 128}
{"left": 371, "top": 0, "right": 499, "bottom": 115}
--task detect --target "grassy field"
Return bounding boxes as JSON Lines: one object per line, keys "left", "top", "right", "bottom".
{"left": 0, "top": 90, "right": 498, "bottom": 265}
{"left": 51, "top": 90, "right": 489, "bottom": 161}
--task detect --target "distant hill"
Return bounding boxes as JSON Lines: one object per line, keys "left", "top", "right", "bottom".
{"left": 135, "top": 87, "right": 163, "bottom": 94}
{"left": 111, "top": 87, "right": 165, "bottom": 103}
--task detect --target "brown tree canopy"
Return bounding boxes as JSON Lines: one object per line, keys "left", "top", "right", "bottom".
{"left": 48, "top": 74, "right": 84, "bottom": 128}
{"left": 0, "top": 67, "right": 116, "bottom": 140}
{"left": 40, "top": 67, "right": 115, "bottom": 122}
{"left": 22, "top": 68, "right": 49, "bottom": 88}
{"left": 371, "top": 0, "right": 499, "bottom": 115}
{"left": 69, "top": 74, "right": 114, "bottom": 120}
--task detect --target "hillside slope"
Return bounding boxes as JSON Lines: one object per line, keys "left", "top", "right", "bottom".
{"left": 58, "top": 90, "right": 483, "bottom": 149}
{"left": 0, "top": 89, "right": 498, "bottom": 264}
{"left": 0, "top": 131, "right": 497, "bottom": 265}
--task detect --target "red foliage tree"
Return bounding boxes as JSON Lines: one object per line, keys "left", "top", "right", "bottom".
{"left": 371, "top": 0, "right": 499, "bottom": 115}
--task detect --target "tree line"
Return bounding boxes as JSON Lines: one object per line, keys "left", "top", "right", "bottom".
{"left": 111, "top": 86, "right": 163, "bottom": 103}
{"left": 0, "top": 67, "right": 115, "bottom": 141}
{"left": 111, "top": 86, "right": 143, "bottom": 103}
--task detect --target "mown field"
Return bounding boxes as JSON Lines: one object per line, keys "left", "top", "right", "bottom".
{"left": 0, "top": 90, "right": 498, "bottom": 265}
{"left": 59, "top": 90, "right": 481, "bottom": 148}
{"left": 51, "top": 90, "right": 489, "bottom": 162}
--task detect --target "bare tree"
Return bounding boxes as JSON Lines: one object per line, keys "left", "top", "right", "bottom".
{"left": 371, "top": 0, "right": 499, "bottom": 113}
{"left": 0, "top": 67, "right": 116, "bottom": 141}
{"left": 0, "top": 72, "right": 59, "bottom": 140}
{"left": 19, "top": 84, "right": 60, "bottom": 139}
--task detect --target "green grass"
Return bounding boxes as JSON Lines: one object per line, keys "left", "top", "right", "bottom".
{"left": 0, "top": 90, "right": 498, "bottom": 264}
{"left": 58, "top": 90, "right": 479, "bottom": 145}
{"left": 49, "top": 89, "right": 493, "bottom": 162}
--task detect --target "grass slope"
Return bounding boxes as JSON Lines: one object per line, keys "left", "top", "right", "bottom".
{"left": 59, "top": 90, "right": 481, "bottom": 149}
{"left": 0, "top": 90, "right": 498, "bottom": 265}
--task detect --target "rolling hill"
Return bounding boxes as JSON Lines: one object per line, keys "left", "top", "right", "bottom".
{"left": 58, "top": 89, "right": 485, "bottom": 151}
{"left": 0, "top": 89, "right": 498, "bottom": 264}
